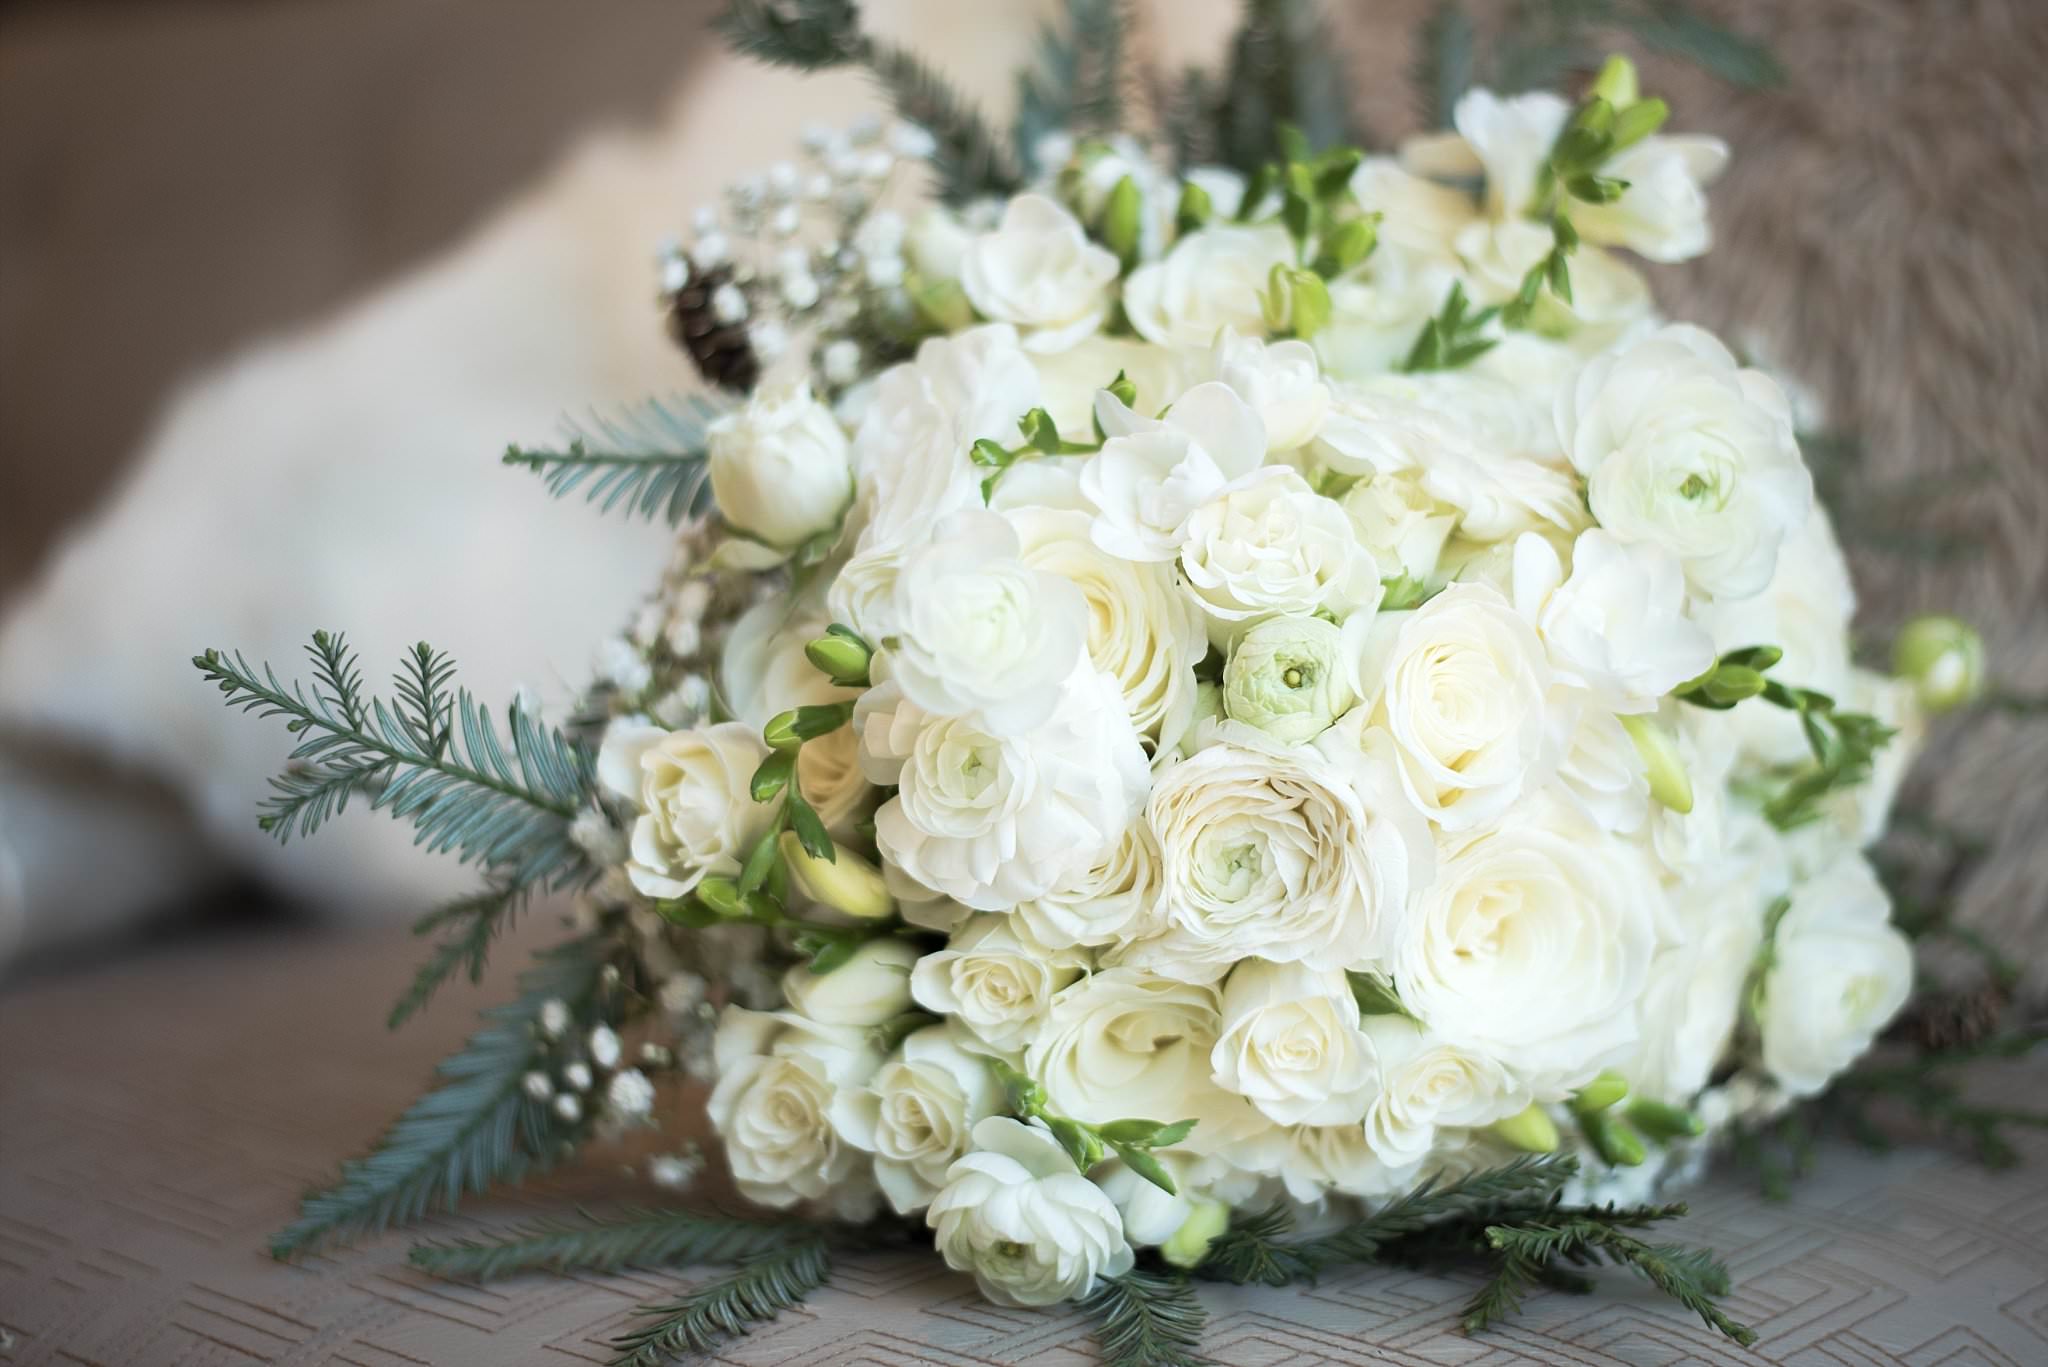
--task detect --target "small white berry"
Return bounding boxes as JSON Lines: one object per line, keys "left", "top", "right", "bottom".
{"left": 822, "top": 339, "right": 863, "bottom": 386}
{"left": 522, "top": 1071, "right": 553, "bottom": 1101}
{"left": 710, "top": 283, "right": 748, "bottom": 324}
{"left": 660, "top": 255, "right": 691, "bottom": 293}
{"left": 552, "top": 1093, "right": 583, "bottom": 1124}
{"left": 538, "top": 999, "right": 571, "bottom": 1039}
{"left": 780, "top": 271, "right": 821, "bottom": 311}
{"left": 562, "top": 1061, "right": 594, "bottom": 1093}
{"left": 587, "top": 1025, "right": 622, "bottom": 1070}
{"left": 691, "top": 232, "right": 731, "bottom": 269}
{"left": 606, "top": 1069, "right": 657, "bottom": 1121}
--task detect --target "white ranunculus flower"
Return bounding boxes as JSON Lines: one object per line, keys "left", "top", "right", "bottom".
{"left": 1221, "top": 613, "right": 1354, "bottom": 745}
{"left": 1513, "top": 530, "right": 1716, "bottom": 712}
{"left": 1349, "top": 583, "right": 1559, "bottom": 831}
{"left": 1760, "top": 855, "right": 1912, "bottom": 1097}
{"left": 707, "top": 1007, "right": 881, "bottom": 1216}
{"left": 1027, "top": 968, "right": 1256, "bottom": 1150}
{"left": 1009, "top": 506, "right": 1208, "bottom": 752}
{"left": 887, "top": 508, "right": 1088, "bottom": 735}
{"left": 1357, "top": 1014, "right": 1523, "bottom": 1169}
{"left": 1211, "top": 961, "right": 1377, "bottom": 1126}
{"left": 1340, "top": 474, "right": 1459, "bottom": 583}
{"left": 1180, "top": 469, "right": 1379, "bottom": 635}
{"left": 1079, "top": 381, "right": 1267, "bottom": 563}
{"left": 859, "top": 667, "right": 1148, "bottom": 911}
{"left": 1012, "top": 820, "right": 1166, "bottom": 951}
{"left": 1131, "top": 721, "right": 1427, "bottom": 977}
{"left": 960, "top": 194, "right": 1120, "bottom": 352}
{"left": 1122, "top": 222, "right": 1295, "bottom": 350}
{"left": 910, "top": 915, "right": 1089, "bottom": 1052}
{"left": 779, "top": 937, "right": 919, "bottom": 1028}
{"left": 1028, "top": 334, "right": 1190, "bottom": 445}
{"left": 1396, "top": 796, "right": 1666, "bottom": 1093}
{"left": 1211, "top": 328, "right": 1330, "bottom": 452}
{"left": 707, "top": 382, "right": 855, "bottom": 550}
{"left": 1454, "top": 221, "right": 1651, "bottom": 348}
{"left": 1573, "top": 134, "right": 1729, "bottom": 264}
{"left": 926, "top": 1116, "right": 1134, "bottom": 1307}
{"left": 830, "top": 1023, "right": 1003, "bottom": 1215}
{"left": 1556, "top": 324, "right": 1813, "bottom": 600}
{"left": 1625, "top": 869, "right": 1770, "bottom": 1105}
{"left": 597, "top": 719, "right": 779, "bottom": 900}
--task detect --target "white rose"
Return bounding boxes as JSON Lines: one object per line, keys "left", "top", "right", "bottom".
{"left": 886, "top": 508, "right": 1088, "bottom": 735}
{"left": 910, "top": 914, "right": 1089, "bottom": 1052}
{"left": 1573, "top": 135, "right": 1729, "bottom": 264}
{"left": 830, "top": 1023, "right": 1003, "bottom": 1215}
{"left": 1554, "top": 705, "right": 1650, "bottom": 835}
{"left": 1556, "top": 324, "right": 1813, "bottom": 600}
{"left": 1131, "top": 722, "right": 1427, "bottom": 977}
{"left": 1027, "top": 968, "right": 1256, "bottom": 1151}
{"left": 1513, "top": 530, "right": 1716, "bottom": 712}
{"left": 596, "top": 720, "right": 779, "bottom": 900}
{"left": 1396, "top": 796, "right": 1665, "bottom": 1092}
{"left": 707, "top": 382, "right": 854, "bottom": 550}
{"left": 1079, "top": 381, "right": 1267, "bottom": 563}
{"left": 720, "top": 599, "right": 871, "bottom": 833}
{"left": 960, "top": 194, "right": 1119, "bottom": 352}
{"left": 1012, "top": 820, "right": 1166, "bottom": 951}
{"left": 707, "top": 1007, "right": 881, "bottom": 1216}
{"left": 1180, "top": 469, "right": 1379, "bottom": 634}
{"left": 1626, "top": 869, "right": 1769, "bottom": 1104}
{"left": 1122, "top": 223, "right": 1295, "bottom": 349}
{"left": 1760, "top": 854, "right": 1912, "bottom": 1098}
{"left": 1357, "top": 1014, "right": 1523, "bottom": 1169}
{"left": 1210, "top": 328, "right": 1330, "bottom": 452}
{"left": 1009, "top": 506, "right": 1208, "bottom": 751}
{"left": 1339, "top": 474, "right": 1458, "bottom": 583}
{"left": 927, "top": 1116, "right": 1134, "bottom": 1307}
{"left": 779, "top": 937, "right": 919, "bottom": 1028}
{"left": 1350, "top": 583, "right": 1559, "bottom": 831}
{"left": 1211, "top": 961, "right": 1376, "bottom": 1126}
{"left": 859, "top": 667, "right": 1148, "bottom": 911}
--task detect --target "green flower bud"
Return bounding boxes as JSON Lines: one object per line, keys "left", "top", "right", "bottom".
{"left": 1101, "top": 174, "right": 1144, "bottom": 271}
{"left": 1174, "top": 179, "right": 1213, "bottom": 236}
{"left": 1222, "top": 615, "right": 1354, "bottom": 745}
{"left": 763, "top": 709, "right": 804, "bottom": 752}
{"left": 1570, "top": 1069, "right": 1629, "bottom": 1114}
{"left": 779, "top": 831, "right": 896, "bottom": 920}
{"left": 1160, "top": 1200, "right": 1231, "bottom": 1270}
{"left": 1892, "top": 614, "right": 1984, "bottom": 714}
{"left": 1626, "top": 1098, "right": 1705, "bottom": 1142}
{"left": 1491, "top": 1103, "right": 1561, "bottom": 1154}
{"left": 1589, "top": 54, "right": 1640, "bottom": 110}
{"left": 1581, "top": 1109, "right": 1647, "bottom": 1167}
{"left": 1620, "top": 714, "right": 1692, "bottom": 812}
{"left": 1262, "top": 264, "right": 1332, "bottom": 339}
{"left": 695, "top": 876, "right": 745, "bottom": 919}
{"left": 1313, "top": 216, "right": 1378, "bottom": 278}
{"left": 805, "top": 632, "right": 872, "bottom": 688}
{"left": 906, "top": 273, "right": 974, "bottom": 332}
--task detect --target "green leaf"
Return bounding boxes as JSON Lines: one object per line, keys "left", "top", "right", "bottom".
{"left": 750, "top": 749, "right": 796, "bottom": 803}
{"left": 1112, "top": 1143, "right": 1179, "bottom": 1196}
{"left": 608, "top": 1237, "right": 832, "bottom": 1367}
{"left": 787, "top": 794, "right": 834, "bottom": 860}
{"left": 1148, "top": 1118, "right": 1199, "bottom": 1149}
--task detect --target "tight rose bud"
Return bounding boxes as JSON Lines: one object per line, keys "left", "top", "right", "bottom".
{"left": 707, "top": 382, "right": 854, "bottom": 549}
{"left": 1490, "top": 1103, "right": 1561, "bottom": 1154}
{"left": 1891, "top": 615, "right": 1984, "bottom": 714}
{"left": 779, "top": 831, "right": 896, "bottom": 920}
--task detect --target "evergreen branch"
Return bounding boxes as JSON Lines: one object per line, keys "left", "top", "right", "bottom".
{"left": 388, "top": 884, "right": 529, "bottom": 1029}
{"left": 609, "top": 1238, "right": 832, "bottom": 1367}
{"left": 1211, "top": 0, "right": 1366, "bottom": 173}
{"left": 1079, "top": 1269, "right": 1209, "bottom": 1367}
{"left": 195, "top": 634, "right": 594, "bottom": 890}
{"left": 1013, "top": 0, "right": 1127, "bottom": 175}
{"left": 1196, "top": 1204, "right": 1321, "bottom": 1287}
{"left": 1479, "top": 1207, "right": 1754, "bottom": 1345}
{"left": 270, "top": 938, "right": 609, "bottom": 1258}
{"left": 503, "top": 395, "right": 724, "bottom": 525}
{"left": 1459, "top": 1246, "right": 1542, "bottom": 1333}
{"left": 1411, "top": 1, "right": 1477, "bottom": 130}
{"left": 1835, "top": 1024, "right": 2048, "bottom": 1168}
{"left": 410, "top": 1207, "right": 810, "bottom": 1281}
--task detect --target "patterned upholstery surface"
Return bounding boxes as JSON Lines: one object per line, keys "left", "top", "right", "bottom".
{"left": 3, "top": 922, "right": 2045, "bottom": 1367}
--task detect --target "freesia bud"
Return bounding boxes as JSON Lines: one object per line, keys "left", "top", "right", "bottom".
{"left": 1892, "top": 615, "right": 1984, "bottom": 713}
{"left": 1627, "top": 1098, "right": 1705, "bottom": 1142}
{"left": 1589, "top": 54, "right": 1640, "bottom": 110}
{"left": 1174, "top": 179, "right": 1213, "bottom": 235}
{"left": 1100, "top": 174, "right": 1143, "bottom": 270}
{"left": 1491, "top": 1103, "right": 1561, "bottom": 1154}
{"left": 1581, "top": 1109, "right": 1647, "bottom": 1167}
{"left": 1570, "top": 1069, "right": 1629, "bottom": 1114}
{"left": 804, "top": 631, "right": 872, "bottom": 687}
{"left": 762, "top": 710, "right": 804, "bottom": 753}
{"left": 1160, "top": 1200, "right": 1230, "bottom": 1269}
{"left": 1620, "top": 714, "right": 1693, "bottom": 814}
{"left": 779, "top": 831, "right": 896, "bottom": 920}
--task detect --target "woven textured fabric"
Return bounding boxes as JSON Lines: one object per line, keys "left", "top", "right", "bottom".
{"left": 1, "top": 921, "right": 2045, "bottom": 1366}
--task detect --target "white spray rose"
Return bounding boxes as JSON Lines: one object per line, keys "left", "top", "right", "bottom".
{"left": 707, "top": 1008, "right": 881, "bottom": 1217}
{"left": 597, "top": 720, "right": 779, "bottom": 900}
{"left": 830, "top": 1023, "right": 1003, "bottom": 1215}
{"left": 707, "top": 382, "right": 854, "bottom": 551}
{"left": 1211, "top": 961, "right": 1377, "bottom": 1126}
{"left": 1079, "top": 381, "right": 1267, "bottom": 563}
{"left": 910, "top": 914, "right": 1089, "bottom": 1052}
{"left": 859, "top": 667, "right": 1148, "bottom": 911}
{"left": 1760, "top": 855, "right": 1912, "bottom": 1098}
{"left": 960, "top": 194, "right": 1120, "bottom": 352}
{"left": 1395, "top": 796, "right": 1666, "bottom": 1093}
{"left": 1556, "top": 324, "right": 1813, "bottom": 600}
{"left": 1180, "top": 469, "right": 1379, "bottom": 634}
{"left": 1122, "top": 223, "right": 1295, "bottom": 349}
{"left": 1358, "top": 1014, "right": 1523, "bottom": 1169}
{"left": 1221, "top": 613, "right": 1354, "bottom": 745}
{"left": 779, "top": 937, "right": 919, "bottom": 1028}
{"left": 1340, "top": 474, "right": 1458, "bottom": 583}
{"left": 1210, "top": 328, "right": 1330, "bottom": 452}
{"left": 887, "top": 508, "right": 1088, "bottom": 735}
{"left": 926, "top": 1116, "right": 1134, "bottom": 1307}
{"left": 1350, "top": 583, "right": 1559, "bottom": 831}
{"left": 1513, "top": 530, "right": 1716, "bottom": 712}
{"left": 1012, "top": 821, "right": 1166, "bottom": 951}
{"left": 1573, "top": 134, "right": 1729, "bottom": 264}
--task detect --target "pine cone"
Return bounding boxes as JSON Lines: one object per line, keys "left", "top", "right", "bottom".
{"left": 1895, "top": 981, "right": 2010, "bottom": 1053}
{"left": 666, "top": 264, "right": 759, "bottom": 394}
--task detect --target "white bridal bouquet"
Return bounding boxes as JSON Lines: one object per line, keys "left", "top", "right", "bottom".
{"left": 201, "top": 3, "right": 2034, "bottom": 1362}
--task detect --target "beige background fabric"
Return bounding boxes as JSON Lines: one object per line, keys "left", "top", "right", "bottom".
{"left": 2, "top": 918, "right": 2046, "bottom": 1366}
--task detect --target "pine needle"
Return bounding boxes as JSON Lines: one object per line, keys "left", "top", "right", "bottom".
{"left": 608, "top": 1238, "right": 832, "bottom": 1367}
{"left": 410, "top": 1207, "right": 811, "bottom": 1281}
{"left": 502, "top": 395, "right": 724, "bottom": 525}
{"left": 1080, "top": 1270, "right": 1209, "bottom": 1367}
{"left": 387, "top": 884, "right": 528, "bottom": 1029}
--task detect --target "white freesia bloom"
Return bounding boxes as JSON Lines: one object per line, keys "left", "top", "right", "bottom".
{"left": 707, "top": 382, "right": 855, "bottom": 550}
{"left": 909, "top": 914, "right": 1089, "bottom": 1052}
{"left": 859, "top": 667, "right": 1148, "bottom": 910}
{"left": 707, "top": 1008, "right": 881, "bottom": 1217}
{"left": 1395, "top": 796, "right": 1665, "bottom": 1093}
{"left": 779, "top": 937, "right": 919, "bottom": 1028}
{"left": 887, "top": 508, "right": 1088, "bottom": 735}
{"left": 1211, "top": 328, "right": 1330, "bottom": 451}
{"left": 1358, "top": 1014, "right": 1523, "bottom": 1169}
{"left": 960, "top": 194, "right": 1119, "bottom": 352}
{"left": 1080, "top": 381, "right": 1267, "bottom": 562}
{"left": 1513, "top": 530, "right": 1716, "bottom": 712}
{"left": 1554, "top": 706, "right": 1650, "bottom": 834}
{"left": 1556, "top": 324, "right": 1813, "bottom": 600}
{"left": 1211, "top": 961, "right": 1377, "bottom": 1126}
{"left": 1122, "top": 223, "right": 1295, "bottom": 349}
{"left": 1012, "top": 821, "right": 1166, "bottom": 950}
{"left": 926, "top": 1116, "right": 1134, "bottom": 1307}
{"left": 1405, "top": 89, "right": 1569, "bottom": 219}
{"left": 1573, "top": 134, "right": 1729, "bottom": 264}
{"left": 597, "top": 720, "right": 779, "bottom": 900}
{"left": 1221, "top": 613, "right": 1354, "bottom": 745}
{"left": 830, "top": 1023, "right": 1003, "bottom": 1215}
{"left": 1180, "top": 469, "right": 1379, "bottom": 635}
{"left": 1761, "top": 855, "right": 1913, "bottom": 1097}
